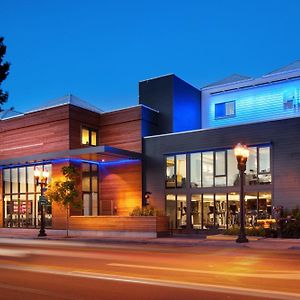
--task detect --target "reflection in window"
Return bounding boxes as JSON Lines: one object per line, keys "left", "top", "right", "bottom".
{"left": 202, "top": 152, "right": 214, "bottom": 187}
{"left": 191, "top": 194, "right": 202, "bottom": 229}
{"left": 177, "top": 195, "right": 187, "bottom": 228}
{"left": 190, "top": 153, "right": 201, "bottom": 188}
{"left": 227, "top": 150, "right": 239, "bottom": 186}
{"left": 176, "top": 155, "right": 186, "bottom": 188}
{"left": 166, "top": 194, "right": 176, "bottom": 229}
{"left": 215, "top": 151, "right": 226, "bottom": 187}
{"left": 166, "top": 156, "right": 175, "bottom": 188}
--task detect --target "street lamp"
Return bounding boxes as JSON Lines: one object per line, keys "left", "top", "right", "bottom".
{"left": 234, "top": 143, "right": 250, "bottom": 243}
{"left": 34, "top": 167, "right": 49, "bottom": 237}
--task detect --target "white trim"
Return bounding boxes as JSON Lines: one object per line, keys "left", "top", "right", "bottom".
{"left": 139, "top": 73, "right": 174, "bottom": 83}
{"left": 101, "top": 104, "right": 159, "bottom": 114}
{"left": 0, "top": 143, "right": 44, "bottom": 152}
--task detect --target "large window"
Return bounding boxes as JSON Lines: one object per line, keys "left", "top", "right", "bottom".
{"left": 215, "top": 101, "right": 235, "bottom": 119}
{"left": 81, "top": 163, "right": 98, "bottom": 216}
{"left": 165, "top": 154, "right": 186, "bottom": 188}
{"left": 81, "top": 127, "right": 98, "bottom": 146}
{"left": 3, "top": 164, "right": 52, "bottom": 228}
{"left": 191, "top": 153, "right": 201, "bottom": 188}
{"left": 202, "top": 152, "right": 214, "bottom": 187}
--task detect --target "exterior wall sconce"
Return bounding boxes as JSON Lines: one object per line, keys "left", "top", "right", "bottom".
{"left": 234, "top": 143, "right": 250, "bottom": 243}
{"left": 144, "top": 191, "right": 152, "bottom": 206}
{"left": 34, "top": 167, "right": 49, "bottom": 237}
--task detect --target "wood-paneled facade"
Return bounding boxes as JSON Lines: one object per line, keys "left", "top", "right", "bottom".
{"left": 0, "top": 103, "right": 159, "bottom": 232}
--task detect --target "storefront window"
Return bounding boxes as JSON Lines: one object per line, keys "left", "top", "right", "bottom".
{"left": 176, "top": 155, "right": 186, "bottom": 188}
{"left": 215, "top": 194, "right": 226, "bottom": 228}
{"left": 245, "top": 193, "right": 258, "bottom": 227}
{"left": 191, "top": 194, "right": 202, "bottom": 229}
{"left": 190, "top": 153, "right": 201, "bottom": 188}
{"left": 227, "top": 150, "right": 239, "bottom": 186}
{"left": 258, "top": 147, "right": 271, "bottom": 184}
{"left": 166, "top": 194, "right": 176, "bottom": 229}
{"left": 203, "top": 194, "right": 214, "bottom": 228}
{"left": 228, "top": 193, "right": 239, "bottom": 227}
{"left": 202, "top": 152, "right": 214, "bottom": 187}
{"left": 3, "top": 164, "right": 52, "bottom": 228}
{"left": 165, "top": 156, "right": 175, "bottom": 188}
{"left": 258, "top": 192, "right": 272, "bottom": 219}
{"left": 177, "top": 195, "right": 187, "bottom": 228}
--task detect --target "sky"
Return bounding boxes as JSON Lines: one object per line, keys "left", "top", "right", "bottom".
{"left": 1, "top": 0, "right": 300, "bottom": 112}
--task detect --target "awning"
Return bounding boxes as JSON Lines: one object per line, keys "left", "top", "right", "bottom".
{"left": 0, "top": 145, "right": 142, "bottom": 167}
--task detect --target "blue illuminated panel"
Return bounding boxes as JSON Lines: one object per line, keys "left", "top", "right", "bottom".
{"left": 202, "top": 78, "right": 300, "bottom": 129}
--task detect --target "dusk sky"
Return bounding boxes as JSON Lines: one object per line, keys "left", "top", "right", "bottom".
{"left": 1, "top": 0, "right": 300, "bottom": 112}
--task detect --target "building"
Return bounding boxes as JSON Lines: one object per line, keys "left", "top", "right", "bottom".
{"left": 1, "top": 61, "right": 300, "bottom": 234}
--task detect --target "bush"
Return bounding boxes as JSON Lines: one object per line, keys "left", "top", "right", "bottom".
{"left": 223, "top": 226, "right": 274, "bottom": 237}
{"left": 129, "top": 206, "right": 163, "bottom": 217}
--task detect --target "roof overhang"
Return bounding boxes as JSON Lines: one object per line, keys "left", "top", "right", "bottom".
{"left": 0, "top": 145, "right": 142, "bottom": 167}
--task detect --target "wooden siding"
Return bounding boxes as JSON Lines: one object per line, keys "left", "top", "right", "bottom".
{"left": 69, "top": 216, "right": 169, "bottom": 232}
{"left": 100, "top": 107, "right": 142, "bottom": 152}
{"left": 100, "top": 160, "right": 142, "bottom": 216}
{"left": 0, "top": 106, "right": 70, "bottom": 160}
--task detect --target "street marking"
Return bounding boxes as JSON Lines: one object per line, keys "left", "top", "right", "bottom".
{"left": 0, "top": 264, "right": 299, "bottom": 300}
{"left": 108, "top": 263, "right": 300, "bottom": 280}
{"left": 0, "top": 249, "right": 29, "bottom": 257}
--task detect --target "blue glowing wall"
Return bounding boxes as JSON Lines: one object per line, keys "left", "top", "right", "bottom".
{"left": 202, "top": 78, "right": 300, "bottom": 129}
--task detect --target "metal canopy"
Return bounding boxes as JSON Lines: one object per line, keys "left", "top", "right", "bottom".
{"left": 0, "top": 145, "right": 142, "bottom": 167}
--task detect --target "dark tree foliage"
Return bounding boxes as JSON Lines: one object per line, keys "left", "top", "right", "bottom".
{"left": 0, "top": 37, "right": 10, "bottom": 106}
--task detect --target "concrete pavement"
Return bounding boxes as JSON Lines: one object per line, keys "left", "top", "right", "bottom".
{"left": 0, "top": 228, "right": 299, "bottom": 250}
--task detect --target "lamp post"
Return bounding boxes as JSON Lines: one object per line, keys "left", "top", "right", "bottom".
{"left": 34, "top": 168, "right": 49, "bottom": 237}
{"left": 234, "top": 143, "right": 250, "bottom": 243}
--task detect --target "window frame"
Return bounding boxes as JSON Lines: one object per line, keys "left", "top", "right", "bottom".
{"left": 81, "top": 126, "right": 98, "bottom": 147}
{"left": 215, "top": 101, "right": 236, "bottom": 119}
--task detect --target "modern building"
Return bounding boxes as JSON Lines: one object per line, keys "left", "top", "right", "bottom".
{"left": 1, "top": 60, "right": 300, "bottom": 234}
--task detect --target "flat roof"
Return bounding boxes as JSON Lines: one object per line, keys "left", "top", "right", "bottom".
{"left": 0, "top": 145, "right": 142, "bottom": 167}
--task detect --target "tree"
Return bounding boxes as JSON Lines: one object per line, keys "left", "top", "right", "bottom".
{"left": 45, "top": 165, "right": 81, "bottom": 237}
{"left": 0, "top": 37, "right": 10, "bottom": 107}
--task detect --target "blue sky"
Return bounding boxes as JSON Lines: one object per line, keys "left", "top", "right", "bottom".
{"left": 1, "top": 0, "right": 300, "bottom": 112}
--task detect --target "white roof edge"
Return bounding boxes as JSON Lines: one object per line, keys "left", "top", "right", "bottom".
{"left": 144, "top": 115, "right": 300, "bottom": 139}
{"left": 201, "top": 77, "right": 255, "bottom": 91}
{"left": 139, "top": 73, "right": 174, "bottom": 83}
{"left": 101, "top": 104, "right": 159, "bottom": 114}
{"left": 1, "top": 113, "right": 25, "bottom": 120}
{"left": 262, "top": 68, "right": 300, "bottom": 78}
{"left": 25, "top": 102, "right": 71, "bottom": 115}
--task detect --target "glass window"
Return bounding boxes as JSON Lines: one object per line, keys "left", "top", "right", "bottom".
{"left": 176, "top": 154, "right": 186, "bottom": 188}
{"left": 215, "top": 101, "right": 235, "bottom": 119}
{"left": 191, "top": 194, "right": 202, "bottom": 229}
{"left": 228, "top": 193, "right": 239, "bottom": 227}
{"left": 203, "top": 194, "right": 214, "bottom": 228}
{"left": 259, "top": 147, "right": 270, "bottom": 173}
{"left": 19, "top": 167, "right": 26, "bottom": 193}
{"left": 177, "top": 195, "right": 187, "bottom": 228}
{"left": 215, "top": 151, "right": 226, "bottom": 176}
{"left": 227, "top": 149, "right": 239, "bottom": 186}
{"left": 245, "top": 193, "right": 258, "bottom": 227}
{"left": 166, "top": 156, "right": 175, "bottom": 188}
{"left": 81, "top": 127, "right": 98, "bottom": 146}
{"left": 215, "top": 194, "right": 226, "bottom": 228}
{"left": 92, "top": 193, "right": 98, "bottom": 215}
{"left": 83, "top": 194, "right": 90, "bottom": 216}
{"left": 258, "top": 192, "right": 272, "bottom": 219}
{"left": 166, "top": 194, "right": 176, "bottom": 229}
{"left": 11, "top": 168, "right": 18, "bottom": 194}
{"left": 27, "top": 166, "right": 35, "bottom": 193}
{"left": 202, "top": 152, "right": 214, "bottom": 187}
{"left": 4, "top": 169, "right": 10, "bottom": 194}
{"left": 190, "top": 153, "right": 201, "bottom": 188}
{"left": 245, "top": 147, "right": 258, "bottom": 186}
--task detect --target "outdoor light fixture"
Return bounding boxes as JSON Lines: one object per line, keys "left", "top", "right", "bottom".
{"left": 234, "top": 143, "right": 250, "bottom": 243}
{"left": 34, "top": 167, "right": 49, "bottom": 237}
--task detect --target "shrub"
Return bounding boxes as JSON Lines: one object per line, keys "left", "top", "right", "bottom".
{"left": 129, "top": 206, "right": 163, "bottom": 216}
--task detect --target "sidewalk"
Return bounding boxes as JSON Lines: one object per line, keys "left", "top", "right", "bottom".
{"left": 0, "top": 229, "right": 300, "bottom": 250}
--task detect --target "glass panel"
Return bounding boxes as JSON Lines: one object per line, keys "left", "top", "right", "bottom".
{"left": 176, "top": 155, "right": 186, "bottom": 188}
{"left": 215, "top": 177, "right": 226, "bottom": 187}
{"left": 259, "top": 147, "right": 270, "bottom": 173}
{"left": 91, "top": 164, "right": 98, "bottom": 172}
{"left": 202, "top": 152, "right": 214, "bottom": 187}
{"left": 258, "top": 192, "right": 272, "bottom": 220}
{"left": 166, "top": 156, "right": 175, "bottom": 188}
{"left": 27, "top": 166, "right": 35, "bottom": 193}
{"left": 190, "top": 153, "right": 201, "bottom": 188}
{"left": 215, "top": 151, "right": 226, "bottom": 176}
{"left": 191, "top": 194, "right": 202, "bottom": 229}
{"left": 92, "top": 193, "right": 98, "bottom": 215}
{"left": 83, "top": 194, "right": 90, "bottom": 216}
{"left": 166, "top": 194, "right": 176, "bottom": 229}
{"left": 225, "top": 101, "right": 235, "bottom": 116}
{"left": 227, "top": 149, "right": 239, "bottom": 186}
{"left": 27, "top": 194, "right": 35, "bottom": 227}
{"left": 19, "top": 167, "right": 26, "bottom": 193}
{"left": 19, "top": 194, "right": 26, "bottom": 227}
{"left": 11, "top": 168, "right": 18, "bottom": 194}
{"left": 92, "top": 176, "right": 98, "bottom": 192}
{"left": 4, "top": 196, "right": 11, "bottom": 227}
{"left": 215, "top": 194, "right": 226, "bottom": 228}
{"left": 245, "top": 193, "right": 258, "bottom": 227}
{"left": 3, "top": 169, "right": 10, "bottom": 194}
{"left": 245, "top": 147, "right": 257, "bottom": 185}
{"left": 44, "top": 164, "right": 52, "bottom": 184}
{"left": 177, "top": 195, "right": 187, "bottom": 229}
{"left": 82, "top": 163, "right": 90, "bottom": 172}
{"left": 81, "top": 128, "right": 90, "bottom": 145}
{"left": 203, "top": 194, "right": 214, "bottom": 229}
{"left": 228, "top": 193, "right": 240, "bottom": 227}
{"left": 91, "top": 131, "right": 97, "bottom": 146}
{"left": 82, "top": 176, "right": 90, "bottom": 192}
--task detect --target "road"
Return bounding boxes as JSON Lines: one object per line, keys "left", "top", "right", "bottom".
{"left": 0, "top": 238, "right": 299, "bottom": 300}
